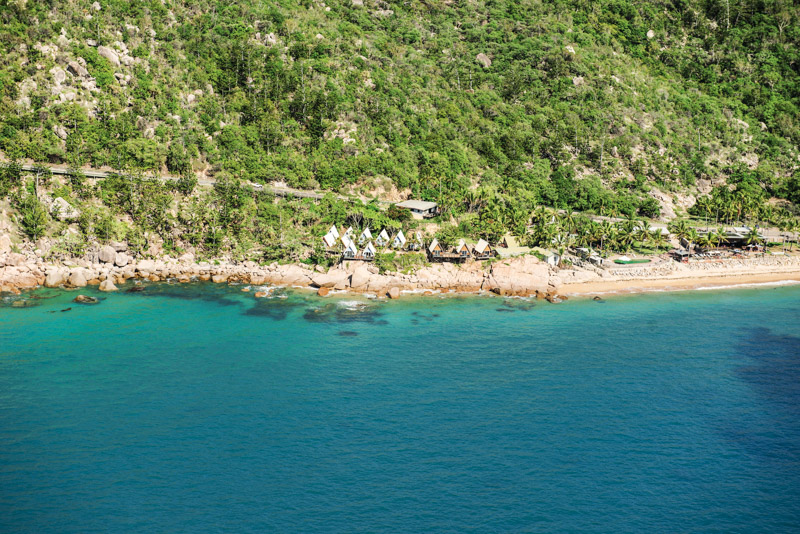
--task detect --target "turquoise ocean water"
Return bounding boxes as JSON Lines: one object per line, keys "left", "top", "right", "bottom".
{"left": 1, "top": 283, "right": 799, "bottom": 532}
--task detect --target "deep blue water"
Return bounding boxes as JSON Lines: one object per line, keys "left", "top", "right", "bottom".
{"left": 1, "top": 283, "right": 799, "bottom": 533}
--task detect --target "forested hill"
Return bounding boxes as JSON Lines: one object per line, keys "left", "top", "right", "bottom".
{"left": 1, "top": 0, "right": 799, "bottom": 218}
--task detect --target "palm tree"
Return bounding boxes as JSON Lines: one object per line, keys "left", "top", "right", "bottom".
{"left": 599, "top": 221, "right": 614, "bottom": 251}
{"left": 669, "top": 220, "right": 691, "bottom": 246}
{"left": 616, "top": 222, "right": 636, "bottom": 252}
{"left": 745, "top": 227, "right": 763, "bottom": 246}
{"left": 686, "top": 228, "right": 700, "bottom": 252}
{"left": 696, "top": 233, "right": 714, "bottom": 250}
{"left": 650, "top": 229, "right": 667, "bottom": 252}
{"left": 714, "top": 227, "right": 728, "bottom": 248}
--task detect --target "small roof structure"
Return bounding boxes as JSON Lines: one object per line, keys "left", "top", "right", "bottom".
{"left": 396, "top": 200, "right": 438, "bottom": 211}
{"left": 455, "top": 239, "right": 470, "bottom": 254}
{"left": 328, "top": 225, "right": 340, "bottom": 239}
{"left": 501, "top": 234, "right": 520, "bottom": 248}
{"left": 376, "top": 229, "right": 390, "bottom": 245}
{"left": 393, "top": 230, "right": 406, "bottom": 248}
{"left": 473, "top": 239, "right": 492, "bottom": 254}
{"left": 359, "top": 227, "right": 372, "bottom": 243}
{"left": 343, "top": 226, "right": 354, "bottom": 238}
{"left": 322, "top": 232, "right": 337, "bottom": 248}
{"left": 342, "top": 235, "right": 357, "bottom": 256}
{"left": 363, "top": 242, "right": 376, "bottom": 256}
{"left": 428, "top": 238, "right": 442, "bottom": 253}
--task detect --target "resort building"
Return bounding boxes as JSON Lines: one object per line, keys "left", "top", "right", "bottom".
{"left": 496, "top": 234, "right": 532, "bottom": 258}
{"left": 395, "top": 200, "right": 439, "bottom": 219}
{"left": 376, "top": 229, "right": 390, "bottom": 247}
{"left": 328, "top": 225, "right": 340, "bottom": 239}
{"left": 455, "top": 239, "right": 471, "bottom": 259}
{"left": 472, "top": 239, "right": 496, "bottom": 260}
{"left": 407, "top": 231, "right": 424, "bottom": 251}
{"left": 532, "top": 247, "right": 560, "bottom": 266}
{"left": 358, "top": 227, "right": 372, "bottom": 244}
{"left": 393, "top": 230, "right": 407, "bottom": 249}
{"left": 362, "top": 242, "right": 376, "bottom": 260}
{"left": 428, "top": 238, "right": 443, "bottom": 259}
{"left": 342, "top": 235, "right": 358, "bottom": 259}
{"left": 322, "top": 232, "right": 337, "bottom": 249}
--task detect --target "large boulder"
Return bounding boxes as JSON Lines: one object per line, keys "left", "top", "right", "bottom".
{"left": 67, "top": 61, "right": 89, "bottom": 77}
{"left": 312, "top": 270, "right": 349, "bottom": 288}
{"left": 99, "top": 279, "right": 118, "bottom": 292}
{"left": 97, "top": 45, "right": 120, "bottom": 66}
{"left": 68, "top": 270, "right": 87, "bottom": 288}
{"left": 0, "top": 234, "right": 11, "bottom": 253}
{"left": 45, "top": 269, "right": 68, "bottom": 288}
{"left": 489, "top": 256, "right": 551, "bottom": 296}
{"left": 211, "top": 274, "right": 228, "bottom": 284}
{"left": 136, "top": 259, "right": 155, "bottom": 273}
{"left": 5, "top": 253, "right": 25, "bottom": 267}
{"left": 277, "top": 264, "right": 313, "bottom": 286}
{"left": 349, "top": 265, "right": 372, "bottom": 289}
{"left": 51, "top": 197, "right": 80, "bottom": 221}
{"left": 388, "top": 287, "right": 401, "bottom": 299}
{"left": 99, "top": 245, "right": 117, "bottom": 264}
{"left": 114, "top": 253, "right": 130, "bottom": 267}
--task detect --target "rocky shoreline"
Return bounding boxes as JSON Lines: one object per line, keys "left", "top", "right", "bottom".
{"left": 2, "top": 235, "right": 800, "bottom": 301}
{"left": 0, "top": 241, "right": 566, "bottom": 300}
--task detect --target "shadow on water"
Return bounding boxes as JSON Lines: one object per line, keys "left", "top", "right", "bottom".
{"left": 302, "top": 300, "right": 388, "bottom": 325}
{"left": 245, "top": 296, "right": 303, "bottom": 320}
{"left": 720, "top": 327, "right": 800, "bottom": 463}
{"left": 126, "top": 282, "right": 243, "bottom": 307}
{"left": 735, "top": 327, "right": 800, "bottom": 407}
{"left": 496, "top": 298, "right": 537, "bottom": 313}
{"left": 411, "top": 310, "right": 438, "bottom": 322}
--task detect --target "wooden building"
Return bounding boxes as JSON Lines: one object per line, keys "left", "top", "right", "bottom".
{"left": 472, "top": 239, "right": 496, "bottom": 260}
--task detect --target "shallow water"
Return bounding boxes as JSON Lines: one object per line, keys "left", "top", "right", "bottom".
{"left": 1, "top": 283, "right": 799, "bottom": 532}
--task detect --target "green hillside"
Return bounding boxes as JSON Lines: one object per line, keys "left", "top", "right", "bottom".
{"left": 0, "top": 0, "right": 799, "bottom": 259}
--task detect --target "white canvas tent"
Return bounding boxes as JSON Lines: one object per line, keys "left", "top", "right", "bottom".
{"left": 359, "top": 227, "right": 372, "bottom": 244}
{"left": 362, "top": 242, "right": 376, "bottom": 259}
{"left": 322, "top": 232, "right": 337, "bottom": 248}
{"left": 342, "top": 236, "right": 358, "bottom": 259}
{"left": 392, "top": 230, "right": 406, "bottom": 248}
{"left": 376, "top": 229, "right": 390, "bottom": 247}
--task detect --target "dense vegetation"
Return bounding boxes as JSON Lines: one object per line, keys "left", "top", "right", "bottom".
{"left": 1, "top": 0, "right": 799, "bottom": 259}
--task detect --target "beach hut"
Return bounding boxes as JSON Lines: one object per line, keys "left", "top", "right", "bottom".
{"left": 472, "top": 239, "right": 496, "bottom": 260}
{"left": 376, "top": 229, "right": 390, "bottom": 247}
{"left": 342, "top": 235, "right": 358, "bottom": 259}
{"left": 428, "top": 238, "right": 443, "bottom": 259}
{"left": 392, "top": 230, "right": 406, "bottom": 249}
{"left": 358, "top": 227, "right": 372, "bottom": 244}
{"left": 343, "top": 226, "right": 354, "bottom": 239}
{"left": 322, "top": 232, "right": 337, "bottom": 249}
{"left": 328, "top": 225, "right": 340, "bottom": 239}
{"left": 455, "top": 239, "right": 471, "bottom": 259}
{"left": 362, "top": 242, "right": 376, "bottom": 260}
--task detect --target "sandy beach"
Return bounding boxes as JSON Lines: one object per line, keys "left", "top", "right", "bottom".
{"left": 561, "top": 261, "right": 800, "bottom": 296}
